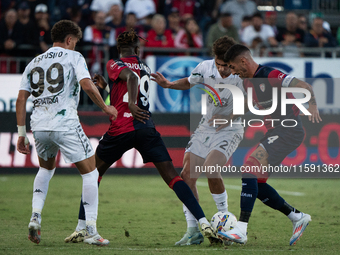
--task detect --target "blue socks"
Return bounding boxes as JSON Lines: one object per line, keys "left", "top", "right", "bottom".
{"left": 172, "top": 180, "right": 205, "bottom": 221}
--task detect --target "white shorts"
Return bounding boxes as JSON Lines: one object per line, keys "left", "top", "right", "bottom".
{"left": 185, "top": 130, "right": 243, "bottom": 162}
{"left": 33, "top": 124, "right": 94, "bottom": 163}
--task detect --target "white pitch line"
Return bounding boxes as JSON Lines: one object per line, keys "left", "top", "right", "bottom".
{"left": 196, "top": 181, "right": 305, "bottom": 196}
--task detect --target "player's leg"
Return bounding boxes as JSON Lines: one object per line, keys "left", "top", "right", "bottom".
{"left": 175, "top": 152, "right": 205, "bottom": 245}
{"left": 255, "top": 124, "right": 310, "bottom": 245}
{"left": 206, "top": 132, "right": 243, "bottom": 215}
{"left": 58, "top": 126, "right": 108, "bottom": 245}
{"left": 68, "top": 153, "right": 111, "bottom": 242}
{"left": 65, "top": 131, "right": 133, "bottom": 244}
{"left": 135, "top": 128, "right": 215, "bottom": 241}
{"left": 217, "top": 146, "right": 268, "bottom": 244}
{"left": 154, "top": 161, "right": 215, "bottom": 240}
{"left": 204, "top": 150, "right": 228, "bottom": 213}
{"left": 74, "top": 156, "right": 109, "bottom": 245}
{"left": 28, "top": 131, "right": 58, "bottom": 244}
{"left": 256, "top": 181, "right": 311, "bottom": 245}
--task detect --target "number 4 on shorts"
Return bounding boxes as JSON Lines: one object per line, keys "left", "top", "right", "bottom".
{"left": 267, "top": 135, "right": 279, "bottom": 144}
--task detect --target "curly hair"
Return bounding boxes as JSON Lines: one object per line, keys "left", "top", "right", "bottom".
{"left": 51, "top": 20, "right": 82, "bottom": 43}
{"left": 117, "top": 29, "right": 141, "bottom": 48}
{"left": 212, "top": 36, "right": 237, "bottom": 60}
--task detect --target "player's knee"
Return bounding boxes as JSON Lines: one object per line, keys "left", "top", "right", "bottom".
{"left": 180, "top": 169, "right": 197, "bottom": 187}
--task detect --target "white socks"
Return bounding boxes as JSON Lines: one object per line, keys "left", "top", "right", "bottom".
{"left": 32, "top": 167, "right": 55, "bottom": 216}
{"left": 183, "top": 204, "right": 199, "bottom": 229}
{"left": 211, "top": 190, "right": 228, "bottom": 212}
{"left": 198, "top": 217, "right": 210, "bottom": 226}
{"left": 76, "top": 219, "right": 86, "bottom": 232}
{"left": 236, "top": 221, "right": 248, "bottom": 235}
{"left": 288, "top": 211, "right": 302, "bottom": 222}
{"left": 82, "top": 169, "right": 99, "bottom": 234}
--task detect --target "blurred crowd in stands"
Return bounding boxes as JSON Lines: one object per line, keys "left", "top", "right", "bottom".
{"left": 0, "top": 0, "right": 340, "bottom": 74}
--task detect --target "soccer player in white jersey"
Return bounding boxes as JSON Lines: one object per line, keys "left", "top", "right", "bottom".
{"left": 151, "top": 36, "right": 245, "bottom": 245}
{"left": 16, "top": 20, "right": 117, "bottom": 245}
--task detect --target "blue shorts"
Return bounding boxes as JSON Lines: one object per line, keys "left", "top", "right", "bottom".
{"left": 260, "top": 118, "right": 305, "bottom": 166}
{"left": 96, "top": 128, "right": 172, "bottom": 166}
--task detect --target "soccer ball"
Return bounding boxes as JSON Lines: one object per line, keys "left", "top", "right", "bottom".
{"left": 211, "top": 211, "right": 237, "bottom": 233}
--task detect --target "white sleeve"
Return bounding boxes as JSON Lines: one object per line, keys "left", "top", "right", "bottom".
{"left": 282, "top": 75, "right": 295, "bottom": 87}
{"left": 19, "top": 65, "right": 32, "bottom": 92}
{"left": 83, "top": 26, "right": 93, "bottom": 42}
{"left": 188, "top": 62, "right": 204, "bottom": 85}
{"left": 74, "top": 53, "right": 91, "bottom": 82}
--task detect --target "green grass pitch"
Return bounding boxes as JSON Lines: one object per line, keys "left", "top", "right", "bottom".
{"left": 0, "top": 175, "right": 339, "bottom": 255}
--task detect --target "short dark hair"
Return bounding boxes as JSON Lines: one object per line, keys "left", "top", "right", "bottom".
{"left": 117, "top": 29, "right": 140, "bottom": 48}
{"left": 51, "top": 20, "right": 82, "bottom": 43}
{"left": 224, "top": 44, "right": 250, "bottom": 63}
{"left": 252, "top": 12, "right": 263, "bottom": 19}
{"left": 212, "top": 36, "right": 236, "bottom": 60}
{"left": 220, "top": 12, "right": 232, "bottom": 18}
{"left": 242, "top": 15, "right": 252, "bottom": 22}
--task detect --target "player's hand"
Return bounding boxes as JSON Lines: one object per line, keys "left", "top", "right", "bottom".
{"left": 17, "top": 136, "right": 30, "bottom": 154}
{"left": 93, "top": 74, "right": 108, "bottom": 89}
{"left": 307, "top": 105, "right": 322, "bottom": 123}
{"left": 208, "top": 114, "right": 231, "bottom": 132}
{"left": 128, "top": 103, "right": 149, "bottom": 124}
{"left": 103, "top": 105, "right": 118, "bottom": 121}
{"left": 151, "top": 72, "right": 172, "bottom": 88}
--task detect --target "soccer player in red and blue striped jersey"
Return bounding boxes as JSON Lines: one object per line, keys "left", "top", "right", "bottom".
{"left": 217, "top": 44, "right": 321, "bottom": 245}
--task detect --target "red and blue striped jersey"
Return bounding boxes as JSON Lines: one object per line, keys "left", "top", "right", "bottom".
{"left": 106, "top": 55, "right": 154, "bottom": 136}
{"left": 244, "top": 64, "right": 300, "bottom": 130}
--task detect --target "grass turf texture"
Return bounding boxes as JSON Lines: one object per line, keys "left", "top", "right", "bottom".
{"left": 0, "top": 175, "right": 339, "bottom": 255}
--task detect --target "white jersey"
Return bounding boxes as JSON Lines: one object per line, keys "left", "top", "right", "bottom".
{"left": 20, "top": 47, "right": 91, "bottom": 132}
{"left": 188, "top": 59, "right": 245, "bottom": 133}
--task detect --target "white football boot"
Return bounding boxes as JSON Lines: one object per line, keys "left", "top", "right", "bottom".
{"left": 28, "top": 213, "right": 41, "bottom": 244}
{"left": 289, "top": 213, "right": 311, "bottom": 245}
{"left": 217, "top": 226, "right": 247, "bottom": 244}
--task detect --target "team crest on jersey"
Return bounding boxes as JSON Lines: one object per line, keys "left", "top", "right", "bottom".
{"left": 259, "top": 83, "right": 266, "bottom": 92}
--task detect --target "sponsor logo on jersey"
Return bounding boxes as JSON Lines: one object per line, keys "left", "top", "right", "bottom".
{"left": 33, "top": 96, "right": 59, "bottom": 108}
{"left": 123, "top": 112, "right": 133, "bottom": 118}
{"left": 259, "top": 83, "right": 266, "bottom": 92}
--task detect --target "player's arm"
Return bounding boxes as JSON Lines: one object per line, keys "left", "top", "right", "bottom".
{"left": 79, "top": 78, "right": 118, "bottom": 120}
{"left": 289, "top": 78, "right": 322, "bottom": 123}
{"left": 16, "top": 90, "right": 31, "bottom": 154}
{"left": 119, "top": 68, "right": 150, "bottom": 124}
{"left": 151, "top": 72, "right": 192, "bottom": 90}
